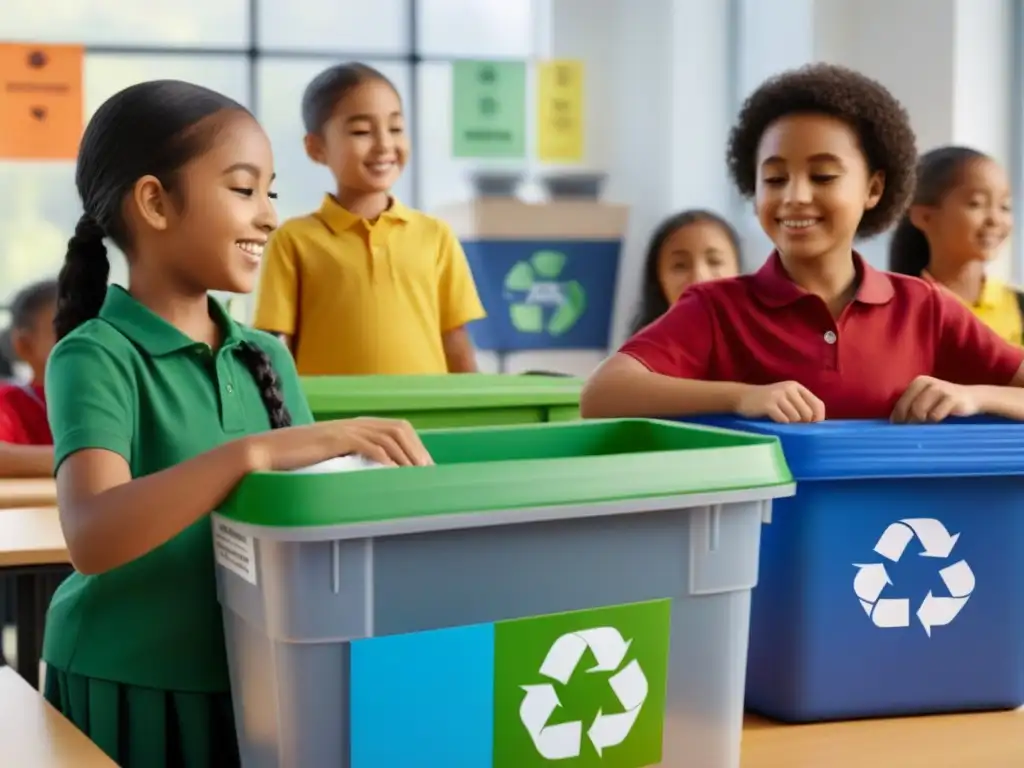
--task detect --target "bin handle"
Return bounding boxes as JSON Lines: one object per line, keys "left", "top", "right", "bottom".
{"left": 708, "top": 504, "right": 722, "bottom": 552}
{"left": 332, "top": 540, "right": 342, "bottom": 594}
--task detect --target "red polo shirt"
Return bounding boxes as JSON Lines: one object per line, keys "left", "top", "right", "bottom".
{"left": 620, "top": 252, "right": 1024, "bottom": 419}
{"left": 0, "top": 382, "right": 52, "bottom": 445}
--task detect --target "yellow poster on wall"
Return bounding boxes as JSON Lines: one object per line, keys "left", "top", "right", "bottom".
{"left": 536, "top": 59, "right": 584, "bottom": 163}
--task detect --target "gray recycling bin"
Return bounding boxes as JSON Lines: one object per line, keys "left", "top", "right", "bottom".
{"left": 212, "top": 419, "right": 795, "bottom": 767}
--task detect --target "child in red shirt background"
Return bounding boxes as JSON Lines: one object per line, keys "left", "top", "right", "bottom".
{"left": 582, "top": 64, "right": 1024, "bottom": 424}
{"left": 0, "top": 279, "right": 57, "bottom": 477}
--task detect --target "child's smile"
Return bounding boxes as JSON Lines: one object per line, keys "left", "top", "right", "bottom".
{"left": 236, "top": 239, "right": 266, "bottom": 268}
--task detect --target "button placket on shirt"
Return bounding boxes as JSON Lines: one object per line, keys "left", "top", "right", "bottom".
{"left": 821, "top": 326, "right": 840, "bottom": 370}
{"left": 215, "top": 349, "right": 247, "bottom": 433}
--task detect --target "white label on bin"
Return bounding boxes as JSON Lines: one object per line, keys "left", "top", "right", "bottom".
{"left": 214, "top": 521, "right": 257, "bottom": 586}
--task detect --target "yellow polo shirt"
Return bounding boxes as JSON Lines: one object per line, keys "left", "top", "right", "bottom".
{"left": 254, "top": 195, "right": 486, "bottom": 375}
{"left": 922, "top": 271, "right": 1024, "bottom": 345}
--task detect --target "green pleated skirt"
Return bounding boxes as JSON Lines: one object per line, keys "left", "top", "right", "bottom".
{"left": 43, "top": 667, "right": 240, "bottom": 768}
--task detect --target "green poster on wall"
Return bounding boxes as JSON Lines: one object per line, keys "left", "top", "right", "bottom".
{"left": 452, "top": 59, "right": 527, "bottom": 159}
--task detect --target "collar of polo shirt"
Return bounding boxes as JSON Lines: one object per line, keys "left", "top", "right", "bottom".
{"left": 314, "top": 193, "right": 411, "bottom": 234}
{"left": 98, "top": 285, "right": 245, "bottom": 357}
{"left": 750, "top": 250, "right": 895, "bottom": 309}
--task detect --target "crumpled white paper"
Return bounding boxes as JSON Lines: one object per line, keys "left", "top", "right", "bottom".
{"left": 289, "top": 455, "right": 390, "bottom": 474}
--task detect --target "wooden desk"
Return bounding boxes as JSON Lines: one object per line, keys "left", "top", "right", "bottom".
{"left": 0, "top": 667, "right": 116, "bottom": 766}
{"left": 0, "top": 479, "right": 57, "bottom": 510}
{"left": 0, "top": 506, "right": 68, "bottom": 568}
{"left": 0, "top": 507, "right": 70, "bottom": 689}
{"left": 741, "top": 711, "right": 1024, "bottom": 767}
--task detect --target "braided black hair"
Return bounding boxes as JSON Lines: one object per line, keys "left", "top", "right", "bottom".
{"left": 234, "top": 342, "right": 292, "bottom": 429}
{"left": 888, "top": 146, "right": 989, "bottom": 277}
{"left": 55, "top": 215, "right": 108, "bottom": 340}
{"left": 630, "top": 210, "right": 742, "bottom": 334}
{"left": 58, "top": 79, "right": 293, "bottom": 431}
{"left": 302, "top": 62, "right": 399, "bottom": 135}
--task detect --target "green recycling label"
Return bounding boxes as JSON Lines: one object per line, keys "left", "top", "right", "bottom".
{"left": 493, "top": 599, "right": 672, "bottom": 767}
{"left": 504, "top": 249, "right": 587, "bottom": 337}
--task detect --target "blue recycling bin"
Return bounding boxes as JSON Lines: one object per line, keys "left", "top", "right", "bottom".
{"left": 680, "top": 415, "right": 1024, "bottom": 722}
{"left": 437, "top": 196, "right": 630, "bottom": 354}
{"left": 464, "top": 238, "right": 622, "bottom": 351}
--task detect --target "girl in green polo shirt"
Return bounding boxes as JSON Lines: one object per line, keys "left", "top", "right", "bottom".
{"left": 42, "top": 80, "right": 433, "bottom": 768}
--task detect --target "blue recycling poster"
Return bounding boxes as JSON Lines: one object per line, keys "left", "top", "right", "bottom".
{"left": 463, "top": 239, "right": 622, "bottom": 352}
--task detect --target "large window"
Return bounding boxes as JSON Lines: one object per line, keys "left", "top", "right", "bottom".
{"left": 0, "top": 0, "right": 536, "bottom": 306}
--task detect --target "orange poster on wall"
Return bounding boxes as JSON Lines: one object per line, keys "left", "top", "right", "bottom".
{"left": 0, "top": 42, "right": 84, "bottom": 161}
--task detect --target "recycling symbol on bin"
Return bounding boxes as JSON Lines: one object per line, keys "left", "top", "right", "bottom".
{"left": 519, "top": 626, "right": 648, "bottom": 760}
{"left": 853, "top": 518, "right": 975, "bottom": 636}
{"left": 504, "top": 250, "right": 587, "bottom": 337}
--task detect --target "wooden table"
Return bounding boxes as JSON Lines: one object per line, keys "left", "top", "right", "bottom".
{"left": 0, "top": 479, "right": 57, "bottom": 510}
{"left": 0, "top": 507, "right": 71, "bottom": 689}
{"left": 741, "top": 711, "right": 1024, "bottom": 767}
{"left": 0, "top": 506, "right": 68, "bottom": 568}
{"left": 0, "top": 666, "right": 116, "bottom": 766}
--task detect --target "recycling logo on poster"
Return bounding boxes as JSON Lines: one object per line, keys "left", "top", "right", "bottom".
{"left": 853, "top": 517, "right": 975, "bottom": 636}
{"left": 503, "top": 250, "right": 587, "bottom": 337}
{"left": 519, "top": 626, "right": 649, "bottom": 760}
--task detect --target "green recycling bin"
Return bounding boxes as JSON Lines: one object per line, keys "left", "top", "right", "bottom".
{"left": 212, "top": 419, "right": 795, "bottom": 768}
{"left": 300, "top": 373, "right": 583, "bottom": 429}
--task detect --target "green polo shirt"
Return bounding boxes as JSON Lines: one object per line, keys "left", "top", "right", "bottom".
{"left": 42, "top": 286, "right": 314, "bottom": 692}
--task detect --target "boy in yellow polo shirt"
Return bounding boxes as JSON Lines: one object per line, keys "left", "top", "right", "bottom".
{"left": 254, "top": 62, "right": 485, "bottom": 374}
{"left": 889, "top": 145, "right": 1023, "bottom": 345}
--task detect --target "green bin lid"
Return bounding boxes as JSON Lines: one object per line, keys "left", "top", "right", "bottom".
{"left": 216, "top": 419, "right": 793, "bottom": 531}
{"left": 301, "top": 373, "right": 582, "bottom": 415}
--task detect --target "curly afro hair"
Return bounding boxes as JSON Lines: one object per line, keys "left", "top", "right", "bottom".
{"left": 726, "top": 63, "right": 917, "bottom": 238}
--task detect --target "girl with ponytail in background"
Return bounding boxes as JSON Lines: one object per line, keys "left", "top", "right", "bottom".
{"left": 889, "top": 146, "right": 1021, "bottom": 344}
{"left": 43, "top": 79, "right": 432, "bottom": 767}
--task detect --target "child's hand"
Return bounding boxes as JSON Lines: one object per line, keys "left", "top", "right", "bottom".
{"left": 890, "top": 376, "right": 978, "bottom": 424}
{"left": 736, "top": 381, "right": 826, "bottom": 423}
{"left": 328, "top": 417, "right": 434, "bottom": 466}
{"left": 245, "top": 417, "right": 434, "bottom": 474}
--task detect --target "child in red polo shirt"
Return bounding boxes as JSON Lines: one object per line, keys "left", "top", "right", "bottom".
{"left": 0, "top": 279, "right": 57, "bottom": 476}
{"left": 581, "top": 63, "right": 1024, "bottom": 423}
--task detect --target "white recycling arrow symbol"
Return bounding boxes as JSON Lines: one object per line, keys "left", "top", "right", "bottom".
{"left": 519, "top": 626, "right": 649, "bottom": 760}
{"left": 853, "top": 517, "right": 975, "bottom": 636}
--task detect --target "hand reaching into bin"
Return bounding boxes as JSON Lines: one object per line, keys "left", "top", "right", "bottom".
{"left": 54, "top": 417, "right": 431, "bottom": 576}
{"left": 246, "top": 417, "right": 434, "bottom": 471}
